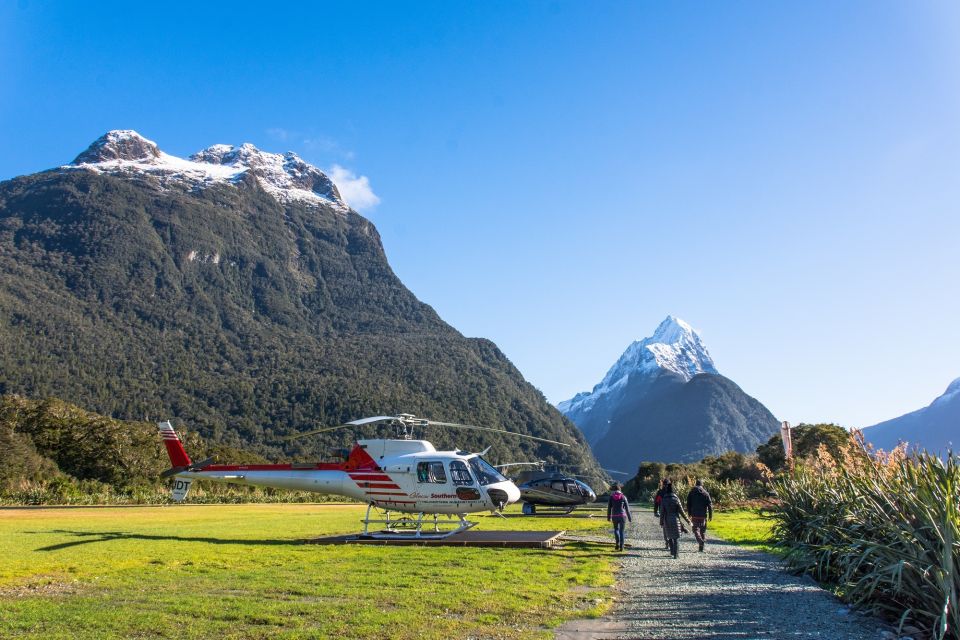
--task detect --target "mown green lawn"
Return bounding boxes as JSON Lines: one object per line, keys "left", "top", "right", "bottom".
{"left": 710, "top": 508, "right": 776, "bottom": 553}
{"left": 0, "top": 504, "right": 614, "bottom": 639}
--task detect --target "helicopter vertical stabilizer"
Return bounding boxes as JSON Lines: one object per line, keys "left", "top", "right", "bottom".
{"left": 158, "top": 421, "right": 192, "bottom": 467}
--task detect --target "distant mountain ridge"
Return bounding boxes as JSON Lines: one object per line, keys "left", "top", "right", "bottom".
{"left": 0, "top": 130, "right": 601, "bottom": 478}
{"left": 864, "top": 378, "right": 960, "bottom": 453}
{"left": 559, "top": 317, "right": 779, "bottom": 467}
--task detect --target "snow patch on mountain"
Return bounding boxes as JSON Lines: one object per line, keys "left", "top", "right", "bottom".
{"left": 64, "top": 130, "right": 347, "bottom": 211}
{"left": 934, "top": 377, "right": 960, "bottom": 407}
{"left": 558, "top": 316, "right": 717, "bottom": 416}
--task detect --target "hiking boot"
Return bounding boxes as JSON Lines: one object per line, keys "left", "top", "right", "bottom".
{"left": 699, "top": 542, "right": 704, "bottom": 552}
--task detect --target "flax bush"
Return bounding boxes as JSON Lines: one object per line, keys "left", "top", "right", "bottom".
{"left": 771, "top": 435, "right": 960, "bottom": 639}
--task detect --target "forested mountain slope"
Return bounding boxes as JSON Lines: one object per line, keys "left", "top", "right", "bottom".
{"left": 0, "top": 131, "right": 599, "bottom": 476}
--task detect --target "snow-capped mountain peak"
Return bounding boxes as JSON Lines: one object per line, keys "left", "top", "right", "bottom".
{"left": 73, "top": 130, "right": 161, "bottom": 164}
{"left": 601, "top": 315, "right": 717, "bottom": 386}
{"left": 65, "top": 130, "right": 345, "bottom": 210}
{"left": 557, "top": 316, "right": 717, "bottom": 416}
{"left": 190, "top": 142, "right": 341, "bottom": 205}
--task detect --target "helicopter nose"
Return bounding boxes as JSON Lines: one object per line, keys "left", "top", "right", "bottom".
{"left": 487, "top": 482, "right": 521, "bottom": 508}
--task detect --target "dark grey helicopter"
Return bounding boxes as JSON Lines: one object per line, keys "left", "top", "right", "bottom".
{"left": 517, "top": 472, "right": 597, "bottom": 514}
{"left": 499, "top": 465, "right": 629, "bottom": 515}
{"left": 494, "top": 464, "right": 597, "bottom": 514}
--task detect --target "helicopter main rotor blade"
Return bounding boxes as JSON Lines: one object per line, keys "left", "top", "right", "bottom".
{"left": 283, "top": 416, "right": 403, "bottom": 441}
{"left": 285, "top": 415, "right": 408, "bottom": 441}
{"left": 494, "top": 461, "right": 545, "bottom": 470}
{"left": 347, "top": 416, "right": 401, "bottom": 426}
{"left": 424, "top": 420, "right": 571, "bottom": 447}
{"left": 283, "top": 423, "right": 355, "bottom": 441}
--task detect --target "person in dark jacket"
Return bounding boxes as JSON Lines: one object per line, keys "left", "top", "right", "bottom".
{"left": 607, "top": 483, "right": 632, "bottom": 551}
{"left": 653, "top": 479, "right": 671, "bottom": 550}
{"left": 659, "top": 482, "right": 691, "bottom": 558}
{"left": 685, "top": 479, "right": 713, "bottom": 552}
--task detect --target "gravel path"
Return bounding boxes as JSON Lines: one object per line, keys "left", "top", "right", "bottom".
{"left": 556, "top": 513, "right": 898, "bottom": 640}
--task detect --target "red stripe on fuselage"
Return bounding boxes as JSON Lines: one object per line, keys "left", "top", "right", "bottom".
{"left": 364, "top": 491, "right": 407, "bottom": 496}
{"left": 348, "top": 474, "right": 393, "bottom": 481}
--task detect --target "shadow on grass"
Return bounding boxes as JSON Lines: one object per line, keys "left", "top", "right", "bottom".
{"left": 31, "top": 530, "right": 305, "bottom": 552}
{"left": 497, "top": 513, "right": 597, "bottom": 519}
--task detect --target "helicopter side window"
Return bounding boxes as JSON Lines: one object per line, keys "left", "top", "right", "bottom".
{"left": 468, "top": 456, "right": 508, "bottom": 486}
{"left": 449, "top": 460, "right": 474, "bottom": 486}
{"left": 416, "top": 461, "right": 447, "bottom": 484}
{"left": 551, "top": 481, "right": 566, "bottom": 492}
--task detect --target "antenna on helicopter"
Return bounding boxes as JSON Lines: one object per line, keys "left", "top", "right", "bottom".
{"left": 286, "top": 414, "right": 572, "bottom": 447}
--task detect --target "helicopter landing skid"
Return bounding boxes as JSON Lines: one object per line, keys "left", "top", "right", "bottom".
{"left": 359, "top": 504, "right": 478, "bottom": 540}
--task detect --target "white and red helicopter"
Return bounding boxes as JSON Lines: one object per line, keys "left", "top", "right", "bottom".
{"left": 158, "top": 414, "right": 569, "bottom": 539}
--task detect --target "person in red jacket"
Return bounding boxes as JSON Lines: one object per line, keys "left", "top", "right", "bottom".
{"left": 606, "top": 483, "right": 632, "bottom": 551}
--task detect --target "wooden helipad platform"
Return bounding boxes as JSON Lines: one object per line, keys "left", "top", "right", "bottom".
{"left": 306, "top": 529, "right": 566, "bottom": 548}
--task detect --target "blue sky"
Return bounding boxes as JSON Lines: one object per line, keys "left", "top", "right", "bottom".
{"left": 2, "top": 1, "right": 959, "bottom": 429}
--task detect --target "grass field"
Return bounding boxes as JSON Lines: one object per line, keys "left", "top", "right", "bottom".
{"left": 710, "top": 508, "right": 776, "bottom": 553}
{"left": 0, "top": 504, "right": 615, "bottom": 640}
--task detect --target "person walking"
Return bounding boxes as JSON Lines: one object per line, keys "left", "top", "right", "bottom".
{"left": 606, "top": 483, "right": 632, "bottom": 551}
{"left": 685, "top": 479, "right": 713, "bottom": 552}
{"left": 660, "top": 482, "right": 691, "bottom": 558}
{"left": 653, "top": 479, "right": 671, "bottom": 550}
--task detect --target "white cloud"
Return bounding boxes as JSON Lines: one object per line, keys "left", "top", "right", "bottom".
{"left": 329, "top": 164, "right": 381, "bottom": 211}
{"left": 266, "top": 127, "right": 291, "bottom": 142}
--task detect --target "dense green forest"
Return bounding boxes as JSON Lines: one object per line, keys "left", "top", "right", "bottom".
{"left": 0, "top": 169, "right": 602, "bottom": 482}
{"left": 0, "top": 394, "right": 300, "bottom": 504}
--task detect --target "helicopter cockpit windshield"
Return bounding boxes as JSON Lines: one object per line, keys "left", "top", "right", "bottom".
{"left": 468, "top": 456, "right": 508, "bottom": 486}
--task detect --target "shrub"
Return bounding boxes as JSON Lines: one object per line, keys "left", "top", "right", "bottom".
{"left": 770, "top": 434, "right": 960, "bottom": 639}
